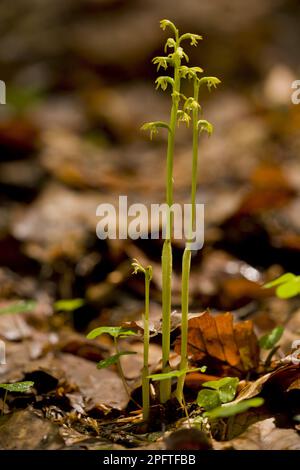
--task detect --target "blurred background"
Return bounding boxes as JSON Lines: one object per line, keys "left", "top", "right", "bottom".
{"left": 0, "top": 0, "right": 300, "bottom": 330}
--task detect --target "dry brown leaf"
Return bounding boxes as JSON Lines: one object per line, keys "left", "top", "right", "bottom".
{"left": 226, "top": 418, "right": 300, "bottom": 450}
{"left": 174, "top": 311, "right": 259, "bottom": 375}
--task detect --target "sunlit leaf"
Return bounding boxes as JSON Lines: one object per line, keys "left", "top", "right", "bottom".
{"left": 263, "top": 273, "right": 296, "bottom": 289}
{"left": 259, "top": 326, "right": 284, "bottom": 350}
{"left": 148, "top": 366, "right": 206, "bottom": 381}
{"left": 87, "top": 326, "right": 137, "bottom": 340}
{"left": 54, "top": 298, "right": 85, "bottom": 312}
{"left": 202, "top": 377, "right": 239, "bottom": 403}
{"left": 197, "top": 389, "right": 221, "bottom": 410}
{"left": 204, "top": 397, "right": 264, "bottom": 419}
{"left": 0, "top": 381, "right": 34, "bottom": 393}
{"left": 276, "top": 278, "right": 300, "bottom": 299}
{"left": 97, "top": 351, "right": 136, "bottom": 369}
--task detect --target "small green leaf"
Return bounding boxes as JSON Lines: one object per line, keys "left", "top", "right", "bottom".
{"left": 87, "top": 326, "right": 137, "bottom": 340}
{"left": 263, "top": 273, "right": 296, "bottom": 289}
{"left": 148, "top": 366, "right": 206, "bottom": 381}
{"left": 97, "top": 351, "right": 136, "bottom": 369}
{"left": 202, "top": 377, "right": 239, "bottom": 403}
{"left": 197, "top": 389, "right": 221, "bottom": 410}
{"left": 0, "top": 300, "right": 37, "bottom": 316}
{"left": 54, "top": 298, "right": 85, "bottom": 312}
{"left": 202, "top": 377, "right": 237, "bottom": 390}
{"left": 0, "top": 381, "right": 34, "bottom": 393}
{"left": 276, "top": 278, "right": 300, "bottom": 299}
{"left": 259, "top": 326, "right": 284, "bottom": 350}
{"left": 204, "top": 397, "right": 264, "bottom": 419}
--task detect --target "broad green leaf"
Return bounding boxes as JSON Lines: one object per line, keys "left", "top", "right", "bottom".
{"left": 259, "top": 326, "right": 284, "bottom": 350}
{"left": 202, "top": 377, "right": 239, "bottom": 403}
{"left": 197, "top": 389, "right": 221, "bottom": 410}
{"left": 204, "top": 397, "right": 264, "bottom": 419}
{"left": 276, "top": 279, "right": 300, "bottom": 299}
{"left": 0, "top": 300, "right": 37, "bottom": 316}
{"left": 263, "top": 273, "right": 296, "bottom": 289}
{"left": 202, "top": 377, "right": 238, "bottom": 391}
{"left": 87, "top": 326, "right": 137, "bottom": 340}
{"left": 0, "top": 381, "right": 34, "bottom": 393}
{"left": 97, "top": 351, "right": 136, "bottom": 369}
{"left": 148, "top": 366, "right": 206, "bottom": 382}
{"left": 54, "top": 298, "right": 85, "bottom": 312}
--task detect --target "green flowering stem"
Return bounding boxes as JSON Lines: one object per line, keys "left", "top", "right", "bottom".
{"left": 132, "top": 260, "right": 152, "bottom": 421}
{"left": 160, "top": 33, "right": 182, "bottom": 405}
{"left": 176, "top": 78, "right": 200, "bottom": 404}
{"left": 142, "top": 266, "right": 152, "bottom": 421}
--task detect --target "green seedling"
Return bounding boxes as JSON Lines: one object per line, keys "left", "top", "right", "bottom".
{"left": 259, "top": 326, "right": 284, "bottom": 350}
{"left": 259, "top": 325, "right": 284, "bottom": 367}
{"left": 197, "top": 377, "right": 239, "bottom": 410}
{"left": 0, "top": 300, "right": 37, "bottom": 315}
{"left": 264, "top": 273, "right": 300, "bottom": 298}
{"left": 0, "top": 381, "right": 34, "bottom": 415}
{"left": 54, "top": 298, "right": 85, "bottom": 312}
{"left": 132, "top": 259, "right": 152, "bottom": 421}
{"left": 142, "top": 19, "right": 220, "bottom": 404}
{"left": 87, "top": 326, "right": 137, "bottom": 402}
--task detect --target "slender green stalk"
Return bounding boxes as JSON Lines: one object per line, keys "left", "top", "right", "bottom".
{"left": 142, "top": 267, "right": 151, "bottom": 421}
{"left": 132, "top": 259, "right": 152, "bottom": 419}
{"left": 176, "top": 79, "right": 200, "bottom": 404}
{"left": 160, "top": 45, "right": 182, "bottom": 403}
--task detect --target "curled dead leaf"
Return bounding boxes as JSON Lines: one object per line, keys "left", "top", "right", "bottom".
{"left": 174, "top": 311, "right": 259, "bottom": 376}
